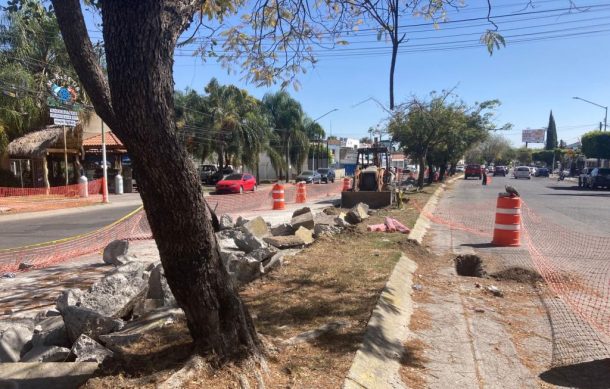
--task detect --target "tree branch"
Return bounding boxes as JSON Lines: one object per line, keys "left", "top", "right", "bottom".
{"left": 51, "top": 0, "right": 116, "bottom": 128}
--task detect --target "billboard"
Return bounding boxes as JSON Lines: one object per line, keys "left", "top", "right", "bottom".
{"left": 522, "top": 129, "right": 545, "bottom": 143}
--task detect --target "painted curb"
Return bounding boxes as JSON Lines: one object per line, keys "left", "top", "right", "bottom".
{"left": 343, "top": 254, "right": 417, "bottom": 389}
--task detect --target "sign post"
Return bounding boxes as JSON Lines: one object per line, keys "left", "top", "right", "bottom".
{"left": 50, "top": 108, "right": 79, "bottom": 187}
{"left": 101, "top": 120, "right": 109, "bottom": 203}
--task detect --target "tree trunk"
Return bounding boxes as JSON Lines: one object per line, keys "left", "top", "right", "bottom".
{"left": 389, "top": 40, "right": 398, "bottom": 111}
{"left": 427, "top": 163, "right": 434, "bottom": 184}
{"left": 417, "top": 156, "right": 425, "bottom": 188}
{"left": 439, "top": 164, "right": 447, "bottom": 181}
{"left": 54, "top": 0, "right": 260, "bottom": 359}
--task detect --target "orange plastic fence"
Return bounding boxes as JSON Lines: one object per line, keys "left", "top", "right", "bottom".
{"left": 0, "top": 182, "right": 343, "bottom": 274}
{"left": 0, "top": 180, "right": 104, "bottom": 214}
{"left": 414, "top": 190, "right": 610, "bottom": 365}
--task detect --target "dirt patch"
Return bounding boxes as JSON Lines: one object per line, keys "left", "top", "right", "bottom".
{"left": 81, "top": 185, "right": 439, "bottom": 388}
{"left": 490, "top": 266, "right": 543, "bottom": 283}
{"left": 455, "top": 254, "right": 486, "bottom": 277}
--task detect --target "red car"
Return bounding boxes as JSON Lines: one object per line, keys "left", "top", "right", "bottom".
{"left": 215, "top": 173, "right": 257, "bottom": 194}
{"left": 464, "top": 164, "right": 483, "bottom": 180}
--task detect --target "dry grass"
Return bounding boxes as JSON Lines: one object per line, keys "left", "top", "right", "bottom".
{"left": 82, "top": 185, "right": 439, "bottom": 388}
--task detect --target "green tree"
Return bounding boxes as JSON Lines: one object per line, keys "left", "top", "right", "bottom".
{"left": 0, "top": 0, "right": 82, "bottom": 143}
{"left": 262, "top": 90, "right": 308, "bottom": 180}
{"left": 581, "top": 131, "right": 610, "bottom": 159}
{"left": 516, "top": 147, "right": 533, "bottom": 165}
{"left": 545, "top": 110, "right": 557, "bottom": 150}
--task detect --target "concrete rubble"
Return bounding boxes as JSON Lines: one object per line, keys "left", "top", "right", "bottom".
{"left": 0, "top": 204, "right": 368, "bottom": 369}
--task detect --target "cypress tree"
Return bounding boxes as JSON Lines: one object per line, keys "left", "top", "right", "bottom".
{"left": 546, "top": 111, "right": 558, "bottom": 150}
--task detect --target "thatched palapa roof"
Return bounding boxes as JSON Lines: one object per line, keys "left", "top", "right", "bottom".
{"left": 7, "top": 125, "right": 83, "bottom": 158}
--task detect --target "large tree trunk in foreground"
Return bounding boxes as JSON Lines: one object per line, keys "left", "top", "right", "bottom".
{"left": 53, "top": 0, "right": 260, "bottom": 359}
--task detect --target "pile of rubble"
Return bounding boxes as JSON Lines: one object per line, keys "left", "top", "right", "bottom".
{"left": 0, "top": 203, "right": 371, "bottom": 366}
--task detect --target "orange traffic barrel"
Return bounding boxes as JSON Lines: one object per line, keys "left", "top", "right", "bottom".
{"left": 272, "top": 183, "right": 285, "bottom": 210}
{"left": 342, "top": 177, "right": 351, "bottom": 192}
{"left": 296, "top": 182, "right": 307, "bottom": 203}
{"left": 491, "top": 194, "right": 521, "bottom": 246}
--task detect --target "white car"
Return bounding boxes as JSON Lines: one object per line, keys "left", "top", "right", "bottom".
{"left": 514, "top": 166, "right": 532, "bottom": 179}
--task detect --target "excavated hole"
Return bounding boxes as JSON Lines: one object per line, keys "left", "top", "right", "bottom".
{"left": 455, "top": 254, "right": 486, "bottom": 277}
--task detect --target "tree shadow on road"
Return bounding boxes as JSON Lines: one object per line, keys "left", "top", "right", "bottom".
{"left": 539, "top": 358, "right": 610, "bottom": 388}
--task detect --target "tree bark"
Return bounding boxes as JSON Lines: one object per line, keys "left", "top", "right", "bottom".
{"left": 389, "top": 39, "right": 398, "bottom": 111}
{"left": 53, "top": 0, "right": 260, "bottom": 360}
{"left": 417, "top": 156, "right": 425, "bottom": 189}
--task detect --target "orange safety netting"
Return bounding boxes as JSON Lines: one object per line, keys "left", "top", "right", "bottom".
{"left": 0, "top": 179, "right": 104, "bottom": 214}
{"left": 413, "top": 184, "right": 610, "bottom": 366}
{"left": 0, "top": 181, "right": 343, "bottom": 274}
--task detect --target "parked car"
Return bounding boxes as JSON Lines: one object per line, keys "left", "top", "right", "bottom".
{"left": 208, "top": 165, "right": 234, "bottom": 185}
{"left": 215, "top": 173, "right": 257, "bottom": 194}
{"left": 316, "top": 168, "right": 335, "bottom": 183}
{"left": 455, "top": 165, "right": 465, "bottom": 173}
{"left": 296, "top": 170, "right": 322, "bottom": 184}
{"left": 199, "top": 164, "right": 218, "bottom": 184}
{"left": 464, "top": 164, "right": 483, "bottom": 179}
{"left": 514, "top": 166, "right": 532, "bottom": 179}
{"left": 494, "top": 166, "right": 507, "bottom": 176}
{"left": 583, "top": 167, "right": 610, "bottom": 189}
{"left": 535, "top": 167, "right": 549, "bottom": 177}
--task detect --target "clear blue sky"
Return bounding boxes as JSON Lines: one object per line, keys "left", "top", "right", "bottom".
{"left": 168, "top": 0, "right": 610, "bottom": 147}
{"left": 13, "top": 0, "right": 607, "bottom": 148}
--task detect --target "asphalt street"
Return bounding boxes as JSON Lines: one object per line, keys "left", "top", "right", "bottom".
{"left": 449, "top": 173, "right": 610, "bottom": 236}
{"left": 0, "top": 203, "right": 142, "bottom": 249}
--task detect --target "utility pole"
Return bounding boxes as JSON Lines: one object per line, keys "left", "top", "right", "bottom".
{"left": 101, "top": 120, "right": 109, "bottom": 203}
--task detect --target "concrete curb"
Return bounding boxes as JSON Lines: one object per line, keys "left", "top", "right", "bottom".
{"left": 0, "top": 362, "right": 98, "bottom": 389}
{"left": 343, "top": 176, "right": 460, "bottom": 388}
{"left": 343, "top": 254, "right": 417, "bottom": 389}
{"left": 409, "top": 175, "right": 462, "bottom": 244}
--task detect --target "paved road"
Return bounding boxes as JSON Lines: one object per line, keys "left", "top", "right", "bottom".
{"left": 445, "top": 174, "right": 610, "bottom": 236}
{"left": 0, "top": 203, "right": 142, "bottom": 249}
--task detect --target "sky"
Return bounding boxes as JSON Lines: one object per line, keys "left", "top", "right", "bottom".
{"left": 10, "top": 0, "right": 608, "bottom": 148}
{"left": 167, "top": 0, "right": 610, "bottom": 148}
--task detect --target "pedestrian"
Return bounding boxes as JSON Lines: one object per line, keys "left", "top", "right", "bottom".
{"left": 482, "top": 170, "right": 487, "bottom": 186}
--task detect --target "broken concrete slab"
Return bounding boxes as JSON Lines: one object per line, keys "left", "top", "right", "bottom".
{"left": 62, "top": 305, "right": 124, "bottom": 344}
{"left": 270, "top": 223, "right": 294, "bottom": 237}
{"left": 0, "top": 362, "right": 98, "bottom": 389}
{"left": 79, "top": 267, "right": 150, "bottom": 318}
{"left": 248, "top": 246, "right": 279, "bottom": 262}
{"left": 70, "top": 334, "right": 113, "bottom": 364}
{"left": 56, "top": 288, "right": 84, "bottom": 314}
{"left": 147, "top": 264, "right": 176, "bottom": 307}
{"left": 314, "top": 213, "right": 341, "bottom": 226}
{"left": 233, "top": 229, "right": 266, "bottom": 253}
{"left": 235, "top": 216, "right": 250, "bottom": 227}
{"left": 294, "top": 227, "right": 314, "bottom": 245}
{"left": 103, "top": 240, "right": 129, "bottom": 266}
{"left": 31, "top": 316, "right": 69, "bottom": 348}
{"left": 291, "top": 209, "right": 315, "bottom": 230}
{"left": 242, "top": 216, "right": 271, "bottom": 238}
{"left": 99, "top": 307, "right": 183, "bottom": 353}
{"left": 226, "top": 256, "right": 264, "bottom": 285}
{"left": 292, "top": 207, "right": 312, "bottom": 218}
{"left": 345, "top": 202, "right": 370, "bottom": 224}
{"left": 314, "top": 223, "right": 341, "bottom": 237}
{"left": 0, "top": 325, "right": 33, "bottom": 362}
{"left": 219, "top": 214, "right": 234, "bottom": 230}
{"left": 263, "top": 235, "right": 306, "bottom": 249}
{"left": 262, "top": 252, "right": 284, "bottom": 273}
{"left": 20, "top": 345, "right": 70, "bottom": 362}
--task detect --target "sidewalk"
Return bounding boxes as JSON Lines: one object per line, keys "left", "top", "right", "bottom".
{"left": 0, "top": 193, "right": 143, "bottom": 223}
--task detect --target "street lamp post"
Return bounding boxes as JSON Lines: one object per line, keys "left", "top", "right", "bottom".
{"left": 310, "top": 108, "right": 338, "bottom": 171}
{"left": 573, "top": 96, "right": 607, "bottom": 131}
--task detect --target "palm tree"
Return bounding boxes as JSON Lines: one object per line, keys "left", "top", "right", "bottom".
{"left": 262, "top": 90, "right": 307, "bottom": 181}
{"left": 0, "top": 1, "right": 84, "bottom": 146}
